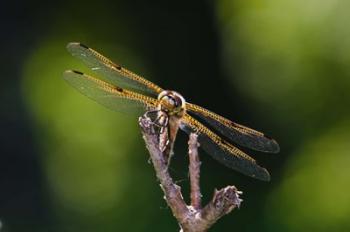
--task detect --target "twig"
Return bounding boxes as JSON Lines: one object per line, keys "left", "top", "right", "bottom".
{"left": 201, "top": 186, "right": 242, "bottom": 227}
{"left": 139, "top": 115, "right": 188, "bottom": 223}
{"left": 188, "top": 133, "right": 201, "bottom": 210}
{"left": 139, "top": 114, "right": 242, "bottom": 232}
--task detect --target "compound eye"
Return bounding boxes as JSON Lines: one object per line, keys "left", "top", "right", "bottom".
{"left": 158, "top": 90, "right": 186, "bottom": 114}
{"left": 174, "top": 97, "right": 181, "bottom": 108}
{"left": 164, "top": 96, "right": 176, "bottom": 107}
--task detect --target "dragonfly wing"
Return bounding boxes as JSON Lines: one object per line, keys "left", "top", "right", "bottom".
{"left": 63, "top": 70, "right": 158, "bottom": 115}
{"left": 66, "top": 42, "right": 163, "bottom": 96}
{"left": 180, "top": 114, "right": 270, "bottom": 181}
{"left": 186, "top": 103, "right": 280, "bottom": 153}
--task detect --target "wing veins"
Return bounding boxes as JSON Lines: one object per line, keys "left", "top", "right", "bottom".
{"left": 67, "top": 42, "right": 163, "bottom": 96}
{"left": 186, "top": 103, "right": 280, "bottom": 153}
{"left": 181, "top": 114, "right": 270, "bottom": 181}
{"left": 63, "top": 70, "right": 158, "bottom": 114}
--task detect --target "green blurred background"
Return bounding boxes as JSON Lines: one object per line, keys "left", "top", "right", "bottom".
{"left": 1, "top": 0, "right": 350, "bottom": 231}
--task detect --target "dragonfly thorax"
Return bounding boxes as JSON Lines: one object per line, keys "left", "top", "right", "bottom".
{"left": 157, "top": 90, "right": 186, "bottom": 116}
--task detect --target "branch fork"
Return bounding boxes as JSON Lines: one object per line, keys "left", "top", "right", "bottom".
{"left": 139, "top": 114, "right": 242, "bottom": 232}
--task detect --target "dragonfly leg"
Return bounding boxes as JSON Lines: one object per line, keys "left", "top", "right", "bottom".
{"left": 143, "top": 110, "right": 169, "bottom": 135}
{"left": 141, "top": 110, "right": 175, "bottom": 166}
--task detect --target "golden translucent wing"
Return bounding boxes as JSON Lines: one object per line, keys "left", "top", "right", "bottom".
{"left": 180, "top": 114, "right": 270, "bottom": 181}
{"left": 186, "top": 103, "right": 280, "bottom": 153}
{"left": 66, "top": 42, "right": 163, "bottom": 96}
{"left": 63, "top": 70, "right": 158, "bottom": 114}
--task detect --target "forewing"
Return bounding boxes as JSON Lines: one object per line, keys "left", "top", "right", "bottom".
{"left": 63, "top": 70, "right": 158, "bottom": 115}
{"left": 66, "top": 42, "right": 163, "bottom": 96}
{"left": 187, "top": 103, "right": 280, "bottom": 153}
{"left": 180, "top": 114, "right": 270, "bottom": 181}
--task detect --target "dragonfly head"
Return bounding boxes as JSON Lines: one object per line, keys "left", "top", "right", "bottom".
{"left": 158, "top": 90, "right": 186, "bottom": 116}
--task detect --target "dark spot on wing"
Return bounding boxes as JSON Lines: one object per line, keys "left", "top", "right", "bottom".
{"left": 115, "top": 65, "right": 122, "bottom": 70}
{"left": 79, "top": 43, "right": 89, "bottom": 49}
{"left": 72, "top": 70, "right": 84, "bottom": 75}
{"left": 114, "top": 86, "right": 123, "bottom": 92}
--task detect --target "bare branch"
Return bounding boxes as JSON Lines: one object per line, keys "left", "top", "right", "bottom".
{"left": 139, "top": 113, "right": 242, "bottom": 232}
{"left": 139, "top": 116, "right": 189, "bottom": 223}
{"left": 200, "top": 186, "right": 242, "bottom": 228}
{"left": 188, "top": 133, "right": 201, "bottom": 210}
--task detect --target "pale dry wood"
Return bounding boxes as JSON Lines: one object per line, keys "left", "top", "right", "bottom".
{"left": 188, "top": 133, "right": 201, "bottom": 210}
{"left": 139, "top": 114, "right": 242, "bottom": 232}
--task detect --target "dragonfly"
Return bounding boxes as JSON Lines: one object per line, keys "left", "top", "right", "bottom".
{"left": 63, "top": 42, "right": 280, "bottom": 181}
